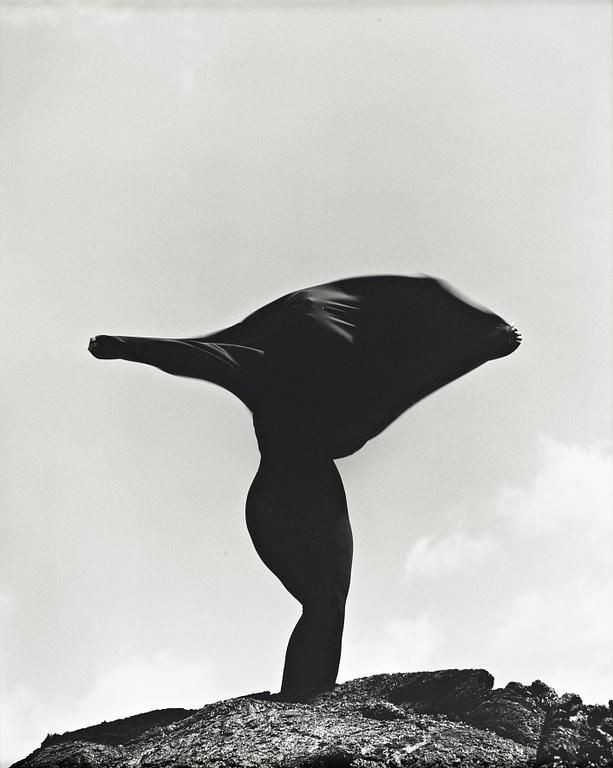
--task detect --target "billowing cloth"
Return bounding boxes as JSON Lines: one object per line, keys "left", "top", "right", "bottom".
{"left": 88, "top": 273, "right": 520, "bottom": 694}
{"left": 194, "top": 275, "right": 520, "bottom": 459}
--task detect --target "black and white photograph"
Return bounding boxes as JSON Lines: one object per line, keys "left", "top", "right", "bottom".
{"left": 1, "top": 1, "right": 612, "bottom": 766}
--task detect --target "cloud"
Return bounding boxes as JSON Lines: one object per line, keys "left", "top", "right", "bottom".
{"left": 392, "top": 435, "right": 613, "bottom": 703}
{"left": 0, "top": 650, "right": 215, "bottom": 768}
{"left": 497, "top": 435, "right": 612, "bottom": 538}
{"left": 405, "top": 531, "right": 504, "bottom": 580}
{"left": 340, "top": 613, "right": 442, "bottom": 681}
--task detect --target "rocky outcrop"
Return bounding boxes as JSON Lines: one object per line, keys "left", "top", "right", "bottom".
{"left": 11, "top": 670, "right": 613, "bottom": 768}
{"left": 536, "top": 694, "right": 613, "bottom": 767}
{"left": 466, "top": 679, "right": 559, "bottom": 748}
{"left": 38, "top": 709, "right": 194, "bottom": 749}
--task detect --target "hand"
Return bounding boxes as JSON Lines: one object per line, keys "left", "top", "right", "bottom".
{"left": 88, "top": 335, "right": 126, "bottom": 360}
{"left": 483, "top": 324, "right": 523, "bottom": 360}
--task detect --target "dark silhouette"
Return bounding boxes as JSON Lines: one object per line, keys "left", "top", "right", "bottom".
{"left": 88, "top": 275, "right": 521, "bottom": 697}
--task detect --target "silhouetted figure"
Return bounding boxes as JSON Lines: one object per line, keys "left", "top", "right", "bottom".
{"left": 88, "top": 275, "right": 521, "bottom": 698}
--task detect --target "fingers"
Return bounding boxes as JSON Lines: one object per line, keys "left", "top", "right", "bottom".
{"left": 507, "top": 324, "right": 523, "bottom": 346}
{"left": 87, "top": 334, "right": 123, "bottom": 360}
{"left": 88, "top": 336, "right": 101, "bottom": 357}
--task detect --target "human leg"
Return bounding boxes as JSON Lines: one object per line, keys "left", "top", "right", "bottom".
{"left": 280, "top": 578, "right": 348, "bottom": 693}
{"left": 245, "top": 456, "right": 353, "bottom": 694}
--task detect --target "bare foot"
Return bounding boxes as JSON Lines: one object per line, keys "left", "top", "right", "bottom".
{"left": 88, "top": 335, "right": 126, "bottom": 360}
{"left": 483, "top": 324, "right": 522, "bottom": 359}
{"left": 272, "top": 684, "right": 335, "bottom": 703}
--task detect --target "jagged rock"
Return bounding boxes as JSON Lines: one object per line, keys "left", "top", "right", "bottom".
{"left": 385, "top": 668, "right": 494, "bottom": 716}
{"left": 322, "top": 669, "right": 494, "bottom": 716}
{"left": 10, "top": 670, "right": 613, "bottom": 768}
{"left": 537, "top": 701, "right": 613, "bottom": 767}
{"left": 359, "top": 701, "right": 406, "bottom": 721}
{"left": 466, "top": 680, "right": 553, "bottom": 747}
{"left": 529, "top": 681, "right": 558, "bottom": 704}
{"left": 40, "top": 709, "right": 195, "bottom": 748}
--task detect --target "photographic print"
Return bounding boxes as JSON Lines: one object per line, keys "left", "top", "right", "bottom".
{"left": 1, "top": 1, "right": 611, "bottom": 766}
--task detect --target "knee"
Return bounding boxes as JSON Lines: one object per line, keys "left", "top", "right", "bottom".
{"left": 302, "top": 591, "right": 346, "bottom": 624}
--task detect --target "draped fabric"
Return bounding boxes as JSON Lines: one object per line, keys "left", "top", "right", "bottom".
{"left": 88, "top": 273, "right": 520, "bottom": 693}
{"left": 194, "top": 275, "right": 518, "bottom": 459}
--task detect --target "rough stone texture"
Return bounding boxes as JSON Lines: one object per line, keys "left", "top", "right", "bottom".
{"left": 40, "top": 710, "right": 195, "bottom": 749}
{"left": 536, "top": 695, "right": 613, "bottom": 767}
{"left": 466, "top": 680, "right": 558, "bottom": 748}
{"left": 11, "top": 670, "right": 613, "bottom": 768}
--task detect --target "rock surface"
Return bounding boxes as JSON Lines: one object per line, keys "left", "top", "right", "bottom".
{"left": 11, "top": 670, "right": 613, "bottom": 768}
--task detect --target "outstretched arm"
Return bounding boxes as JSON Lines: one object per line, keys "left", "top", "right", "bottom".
{"left": 88, "top": 334, "right": 262, "bottom": 403}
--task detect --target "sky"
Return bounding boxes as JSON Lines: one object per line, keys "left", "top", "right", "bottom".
{"left": 1, "top": 1, "right": 612, "bottom": 765}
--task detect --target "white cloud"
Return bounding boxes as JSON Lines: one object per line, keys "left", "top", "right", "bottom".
{"left": 0, "top": 650, "right": 216, "bottom": 768}
{"left": 405, "top": 531, "right": 504, "bottom": 580}
{"left": 497, "top": 435, "right": 612, "bottom": 538}
{"left": 393, "top": 435, "right": 613, "bottom": 703}
{"left": 340, "top": 613, "right": 442, "bottom": 682}
{"left": 70, "top": 650, "right": 214, "bottom": 721}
